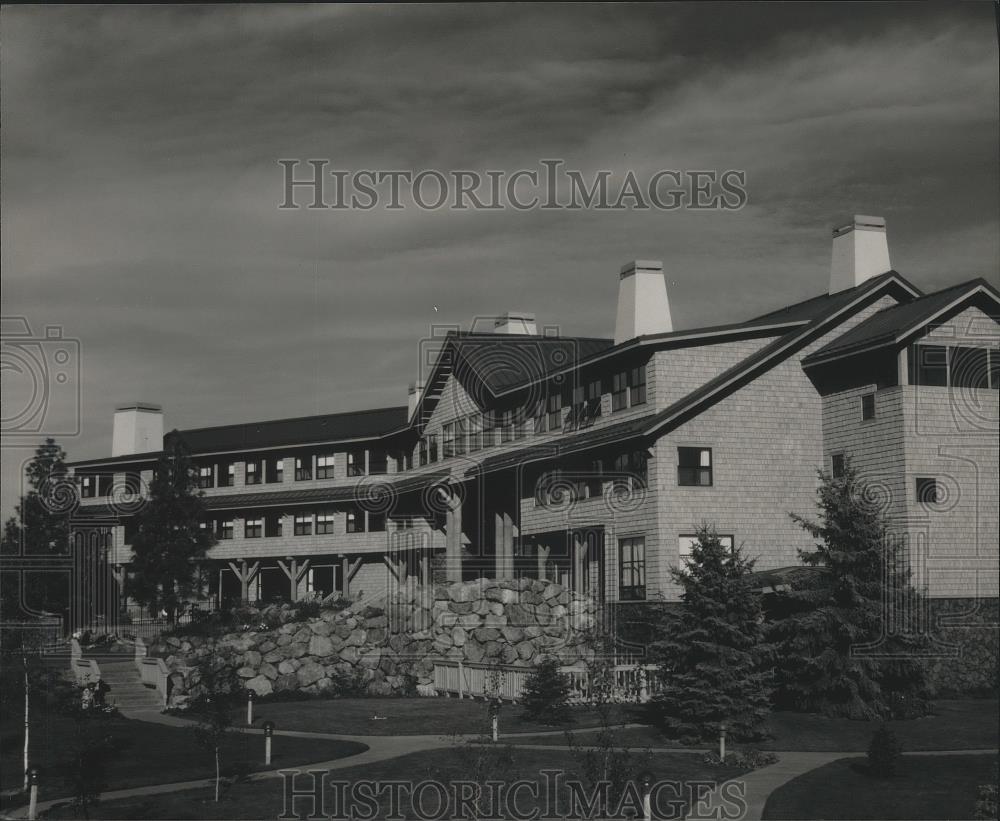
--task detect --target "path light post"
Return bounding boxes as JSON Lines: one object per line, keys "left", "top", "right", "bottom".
{"left": 246, "top": 688, "right": 254, "bottom": 726}
{"left": 263, "top": 720, "right": 274, "bottom": 765}
{"left": 27, "top": 767, "right": 39, "bottom": 821}
{"left": 719, "top": 723, "right": 726, "bottom": 760}
{"left": 489, "top": 695, "right": 502, "bottom": 742}
{"left": 639, "top": 770, "right": 653, "bottom": 821}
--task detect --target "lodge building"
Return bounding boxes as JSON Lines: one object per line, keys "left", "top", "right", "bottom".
{"left": 68, "top": 215, "right": 1000, "bottom": 610}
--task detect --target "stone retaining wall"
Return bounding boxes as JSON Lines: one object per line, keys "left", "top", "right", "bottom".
{"left": 151, "top": 578, "right": 599, "bottom": 703}
{"left": 922, "top": 597, "right": 999, "bottom": 697}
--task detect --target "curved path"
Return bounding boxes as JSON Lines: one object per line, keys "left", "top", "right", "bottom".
{"left": 7, "top": 702, "right": 997, "bottom": 821}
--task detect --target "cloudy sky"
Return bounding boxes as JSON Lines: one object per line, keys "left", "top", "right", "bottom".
{"left": 1, "top": 3, "right": 998, "bottom": 516}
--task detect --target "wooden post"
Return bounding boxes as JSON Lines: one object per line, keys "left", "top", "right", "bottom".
{"left": 536, "top": 544, "right": 551, "bottom": 581}
{"left": 340, "top": 555, "right": 362, "bottom": 599}
{"left": 445, "top": 497, "right": 462, "bottom": 582}
{"left": 277, "top": 557, "right": 311, "bottom": 602}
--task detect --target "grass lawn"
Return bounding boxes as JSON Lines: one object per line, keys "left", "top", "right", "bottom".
{"left": 40, "top": 747, "right": 749, "bottom": 820}
{"left": 243, "top": 697, "right": 641, "bottom": 737}
{"left": 0, "top": 713, "right": 366, "bottom": 807}
{"left": 762, "top": 753, "right": 998, "bottom": 820}
{"left": 511, "top": 699, "right": 1000, "bottom": 752}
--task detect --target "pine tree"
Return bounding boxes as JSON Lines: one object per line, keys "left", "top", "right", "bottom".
{"left": 520, "top": 656, "right": 574, "bottom": 725}
{"left": 129, "top": 433, "right": 215, "bottom": 620}
{"left": 768, "top": 462, "right": 929, "bottom": 719}
{"left": 648, "top": 527, "right": 771, "bottom": 743}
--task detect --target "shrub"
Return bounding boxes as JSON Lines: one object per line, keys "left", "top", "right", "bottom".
{"left": 867, "top": 722, "right": 902, "bottom": 778}
{"left": 974, "top": 784, "right": 998, "bottom": 820}
{"left": 702, "top": 749, "right": 779, "bottom": 769}
{"left": 520, "top": 657, "right": 573, "bottom": 725}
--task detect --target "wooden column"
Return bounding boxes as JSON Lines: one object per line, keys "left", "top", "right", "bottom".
{"left": 277, "top": 557, "right": 311, "bottom": 602}
{"left": 445, "top": 497, "right": 462, "bottom": 582}
{"left": 536, "top": 544, "right": 551, "bottom": 581}
{"left": 227, "top": 559, "right": 260, "bottom": 602}
{"left": 340, "top": 555, "right": 362, "bottom": 599}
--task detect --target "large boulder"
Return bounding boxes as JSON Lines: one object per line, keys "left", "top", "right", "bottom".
{"left": 246, "top": 675, "right": 273, "bottom": 696}
{"left": 308, "top": 635, "right": 335, "bottom": 657}
{"left": 296, "top": 659, "right": 325, "bottom": 687}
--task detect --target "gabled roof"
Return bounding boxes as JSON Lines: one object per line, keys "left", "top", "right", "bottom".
{"left": 640, "top": 271, "right": 923, "bottom": 437}
{"left": 167, "top": 405, "right": 409, "bottom": 454}
{"left": 802, "top": 278, "right": 1000, "bottom": 367}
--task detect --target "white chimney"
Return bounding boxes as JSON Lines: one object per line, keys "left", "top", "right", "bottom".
{"left": 830, "top": 215, "right": 892, "bottom": 294}
{"left": 112, "top": 402, "right": 163, "bottom": 456}
{"left": 614, "top": 260, "right": 672, "bottom": 344}
{"left": 407, "top": 380, "right": 424, "bottom": 421}
{"left": 493, "top": 312, "right": 537, "bottom": 335}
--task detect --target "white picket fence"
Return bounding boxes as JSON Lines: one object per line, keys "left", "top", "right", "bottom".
{"left": 433, "top": 660, "right": 660, "bottom": 704}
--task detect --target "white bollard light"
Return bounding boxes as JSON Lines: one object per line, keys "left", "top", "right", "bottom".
{"left": 263, "top": 721, "right": 274, "bottom": 765}
{"left": 27, "top": 768, "right": 39, "bottom": 821}
{"left": 246, "top": 689, "right": 254, "bottom": 725}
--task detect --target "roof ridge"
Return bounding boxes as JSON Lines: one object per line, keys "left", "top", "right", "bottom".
{"left": 173, "top": 405, "right": 409, "bottom": 437}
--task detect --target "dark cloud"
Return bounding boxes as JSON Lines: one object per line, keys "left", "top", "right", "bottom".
{"left": 2, "top": 3, "right": 997, "bottom": 515}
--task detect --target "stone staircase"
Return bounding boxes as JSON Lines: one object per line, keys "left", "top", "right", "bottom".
{"left": 99, "top": 661, "right": 164, "bottom": 715}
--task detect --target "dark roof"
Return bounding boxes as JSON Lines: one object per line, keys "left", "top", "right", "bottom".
{"left": 168, "top": 406, "right": 409, "bottom": 454}
{"left": 640, "top": 271, "right": 924, "bottom": 437}
{"left": 67, "top": 451, "right": 162, "bottom": 470}
{"left": 746, "top": 271, "right": 922, "bottom": 326}
{"left": 803, "top": 278, "right": 1000, "bottom": 365}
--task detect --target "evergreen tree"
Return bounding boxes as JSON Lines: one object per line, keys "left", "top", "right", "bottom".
{"left": 520, "top": 656, "right": 574, "bottom": 725}
{"left": 1, "top": 439, "right": 73, "bottom": 614}
{"left": 768, "top": 462, "right": 929, "bottom": 719}
{"left": 648, "top": 527, "right": 771, "bottom": 743}
{"left": 129, "top": 433, "right": 215, "bottom": 619}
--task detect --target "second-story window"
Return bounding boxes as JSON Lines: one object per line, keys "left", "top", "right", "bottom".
{"left": 347, "top": 449, "right": 366, "bottom": 476}
{"left": 266, "top": 458, "right": 283, "bottom": 484}
{"left": 419, "top": 438, "right": 428, "bottom": 467}
{"left": 369, "top": 450, "right": 387, "bottom": 475}
{"left": 614, "top": 450, "right": 647, "bottom": 490}
{"left": 293, "top": 514, "right": 312, "bottom": 536}
{"left": 427, "top": 434, "right": 438, "bottom": 463}
{"left": 316, "top": 511, "right": 336, "bottom": 535}
{"left": 499, "top": 410, "right": 514, "bottom": 443}
{"left": 218, "top": 519, "right": 234, "bottom": 540}
{"left": 454, "top": 418, "right": 467, "bottom": 456}
{"left": 443, "top": 423, "right": 455, "bottom": 458}
{"left": 316, "top": 454, "right": 335, "bottom": 479}
{"left": 245, "top": 460, "right": 261, "bottom": 485}
{"left": 547, "top": 392, "right": 564, "bottom": 432}
{"left": 198, "top": 466, "right": 214, "bottom": 489}
{"left": 346, "top": 509, "right": 365, "bottom": 533}
{"left": 861, "top": 393, "right": 876, "bottom": 421}
{"left": 80, "top": 475, "right": 96, "bottom": 498}
{"left": 295, "top": 457, "right": 312, "bottom": 481}
{"left": 612, "top": 372, "right": 628, "bottom": 411}
{"left": 831, "top": 453, "right": 846, "bottom": 479}
{"left": 467, "top": 414, "right": 482, "bottom": 452}
{"left": 533, "top": 399, "right": 547, "bottom": 434}
{"left": 629, "top": 365, "right": 647, "bottom": 406}
{"left": 678, "top": 447, "right": 712, "bottom": 486}
{"left": 245, "top": 518, "right": 262, "bottom": 538}
{"left": 265, "top": 513, "right": 283, "bottom": 537}
{"left": 217, "top": 462, "right": 234, "bottom": 488}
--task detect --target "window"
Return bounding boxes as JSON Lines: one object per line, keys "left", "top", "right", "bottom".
{"left": 481, "top": 412, "right": 495, "bottom": 449}
{"left": 453, "top": 419, "right": 467, "bottom": 456}
{"left": 613, "top": 451, "right": 647, "bottom": 490}
{"left": 467, "top": 414, "right": 482, "bottom": 452}
{"left": 949, "top": 347, "right": 990, "bottom": 389}
{"left": 293, "top": 514, "right": 312, "bottom": 536}
{"left": 419, "top": 438, "right": 428, "bottom": 467}
{"left": 265, "top": 513, "right": 283, "bottom": 537}
{"left": 316, "top": 511, "right": 335, "bottom": 535}
{"left": 245, "top": 518, "right": 262, "bottom": 538}
{"left": 198, "top": 466, "right": 214, "bottom": 489}
{"left": 266, "top": 458, "right": 283, "bottom": 484}
{"left": 316, "top": 454, "right": 335, "bottom": 479}
{"left": 546, "top": 392, "right": 564, "bottom": 431}
{"left": 442, "top": 423, "right": 455, "bottom": 458}
{"left": 861, "top": 393, "right": 876, "bottom": 421}
{"left": 629, "top": 365, "right": 647, "bottom": 406}
{"left": 916, "top": 477, "right": 939, "bottom": 505}
{"left": 346, "top": 510, "right": 365, "bottom": 533}
{"left": 369, "top": 450, "right": 387, "bottom": 475}
{"left": 398, "top": 448, "right": 413, "bottom": 472}
{"left": 245, "top": 460, "right": 261, "bottom": 485}
{"left": 831, "top": 453, "right": 846, "bottom": 480}
{"left": 218, "top": 519, "right": 234, "bottom": 540}
{"left": 427, "top": 434, "right": 438, "bottom": 463}
{"left": 218, "top": 462, "right": 235, "bottom": 488}
{"left": 679, "top": 534, "right": 734, "bottom": 565}
{"left": 533, "top": 399, "right": 548, "bottom": 435}
{"left": 908, "top": 344, "right": 948, "bottom": 387}
{"left": 570, "top": 379, "right": 602, "bottom": 429}
{"left": 369, "top": 512, "right": 385, "bottom": 532}
{"left": 618, "top": 537, "right": 646, "bottom": 601}
{"left": 514, "top": 407, "right": 529, "bottom": 440}
{"left": 295, "top": 457, "right": 312, "bottom": 481}
{"left": 612, "top": 371, "right": 628, "bottom": 411}
{"left": 499, "top": 409, "right": 514, "bottom": 443}
{"left": 80, "top": 475, "right": 96, "bottom": 498}
{"left": 96, "top": 474, "right": 113, "bottom": 496}
{"left": 991, "top": 350, "right": 1000, "bottom": 391}
{"left": 678, "top": 447, "right": 712, "bottom": 486}
{"left": 347, "top": 449, "right": 366, "bottom": 477}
